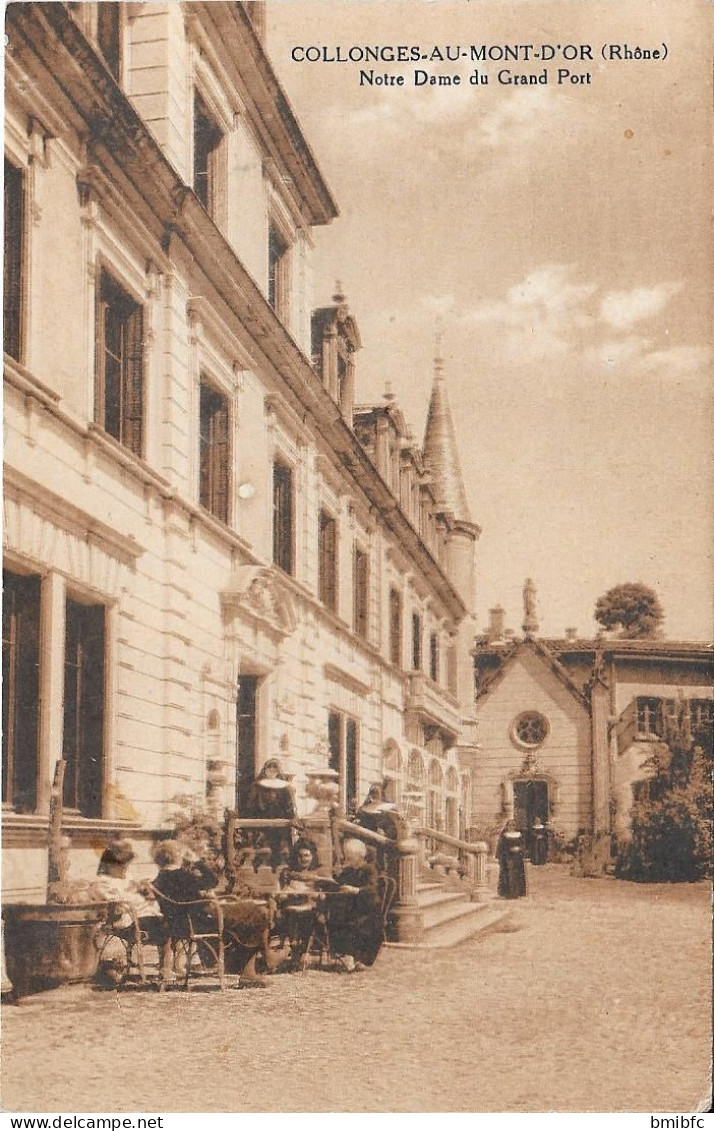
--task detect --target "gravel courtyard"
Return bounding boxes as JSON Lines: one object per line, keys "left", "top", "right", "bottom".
{"left": 2, "top": 866, "right": 711, "bottom": 1114}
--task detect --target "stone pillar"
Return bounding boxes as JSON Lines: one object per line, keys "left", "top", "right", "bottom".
{"left": 590, "top": 679, "right": 611, "bottom": 836}
{"left": 389, "top": 834, "right": 424, "bottom": 944}
{"left": 469, "top": 842, "right": 491, "bottom": 902}
{"left": 38, "top": 572, "right": 66, "bottom": 814}
{"left": 303, "top": 811, "right": 334, "bottom": 873}
{"left": 590, "top": 676, "right": 612, "bottom": 872}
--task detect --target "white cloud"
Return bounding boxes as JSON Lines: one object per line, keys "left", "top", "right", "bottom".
{"left": 453, "top": 264, "right": 597, "bottom": 362}
{"left": 633, "top": 344, "right": 711, "bottom": 379}
{"left": 424, "top": 267, "right": 707, "bottom": 378}
{"left": 584, "top": 336, "right": 651, "bottom": 368}
{"left": 473, "top": 88, "right": 559, "bottom": 150}
{"left": 421, "top": 293, "right": 457, "bottom": 318}
{"left": 600, "top": 282, "right": 683, "bottom": 330}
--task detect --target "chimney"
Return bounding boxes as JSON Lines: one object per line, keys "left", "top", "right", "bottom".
{"left": 488, "top": 606, "right": 506, "bottom": 641}
{"left": 565, "top": 627, "right": 578, "bottom": 642}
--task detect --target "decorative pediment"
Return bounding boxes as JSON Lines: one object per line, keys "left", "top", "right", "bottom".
{"left": 220, "top": 566, "right": 296, "bottom": 640}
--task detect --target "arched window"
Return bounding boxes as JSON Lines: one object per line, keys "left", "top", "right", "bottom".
{"left": 445, "top": 766, "right": 459, "bottom": 837}
{"left": 460, "top": 773, "right": 472, "bottom": 839}
{"left": 428, "top": 759, "right": 444, "bottom": 832}
{"left": 403, "top": 750, "right": 425, "bottom": 822}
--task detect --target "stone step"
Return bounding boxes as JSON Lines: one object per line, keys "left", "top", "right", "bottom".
{"left": 421, "top": 904, "right": 509, "bottom": 949}
{"left": 421, "top": 894, "right": 485, "bottom": 930}
{"left": 387, "top": 901, "right": 509, "bottom": 950}
{"left": 416, "top": 886, "right": 466, "bottom": 909}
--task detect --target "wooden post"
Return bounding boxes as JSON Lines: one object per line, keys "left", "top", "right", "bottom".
{"left": 47, "top": 758, "right": 69, "bottom": 899}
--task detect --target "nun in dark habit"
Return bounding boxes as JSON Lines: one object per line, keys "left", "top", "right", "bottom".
{"left": 245, "top": 758, "right": 297, "bottom": 865}
{"left": 496, "top": 819, "right": 527, "bottom": 899}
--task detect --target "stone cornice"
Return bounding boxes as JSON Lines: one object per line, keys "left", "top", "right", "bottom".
{"left": 3, "top": 465, "right": 145, "bottom": 566}
{"left": 323, "top": 663, "right": 372, "bottom": 698}
{"left": 199, "top": 1, "right": 338, "bottom": 227}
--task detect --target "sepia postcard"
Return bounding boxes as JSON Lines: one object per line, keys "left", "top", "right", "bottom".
{"left": 1, "top": 0, "right": 712, "bottom": 1120}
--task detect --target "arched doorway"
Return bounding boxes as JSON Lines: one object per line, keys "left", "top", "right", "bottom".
{"left": 404, "top": 749, "right": 425, "bottom": 823}
{"left": 459, "top": 773, "right": 472, "bottom": 839}
{"left": 427, "top": 760, "right": 444, "bottom": 832}
{"left": 513, "top": 778, "right": 549, "bottom": 841}
{"left": 445, "top": 766, "right": 459, "bottom": 837}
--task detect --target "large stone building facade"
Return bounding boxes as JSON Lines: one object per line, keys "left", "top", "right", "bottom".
{"left": 2, "top": 3, "right": 480, "bottom": 900}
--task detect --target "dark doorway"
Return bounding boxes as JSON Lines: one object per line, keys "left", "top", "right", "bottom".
{"left": 236, "top": 676, "right": 259, "bottom": 814}
{"left": 513, "top": 778, "right": 548, "bottom": 837}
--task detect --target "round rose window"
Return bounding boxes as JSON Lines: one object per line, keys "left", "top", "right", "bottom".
{"left": 512, "top": 711, "right": 549, "bottom": 749}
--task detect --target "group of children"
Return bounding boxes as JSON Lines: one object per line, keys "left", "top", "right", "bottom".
{"left": 93, "top": 815, "right": 389, "bottom": 985}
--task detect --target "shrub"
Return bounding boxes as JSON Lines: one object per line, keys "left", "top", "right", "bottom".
{"left": 616, "top": 716, "right": 713, "bottom": 882}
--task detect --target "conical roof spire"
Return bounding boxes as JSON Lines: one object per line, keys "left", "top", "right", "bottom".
{"left": 422, "top": 335, "right": 471, "bottom": 522}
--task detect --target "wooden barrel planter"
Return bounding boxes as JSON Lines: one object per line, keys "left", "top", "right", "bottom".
{"left": 2, "top": 903, "right": 109, "bottom": 999}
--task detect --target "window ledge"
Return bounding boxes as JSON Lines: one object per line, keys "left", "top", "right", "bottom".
{"left": 1, "top": 813, "right": 144, "bottom": 848}
{"left": 87, "top": 424, "right": 171, "bottom": 493}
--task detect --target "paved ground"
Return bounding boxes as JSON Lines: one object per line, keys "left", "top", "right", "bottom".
{"left": 2, "top": 866, "right": 711, "bottom": 1113}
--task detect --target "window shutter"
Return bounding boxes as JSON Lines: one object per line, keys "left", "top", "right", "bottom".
{"left": 94, "top": 283, "right": 106, "bottom": 427}
{"left": 80, "top": 605, "right": 105, "bottom": 819}
{"left": 345, "top": 718, "right": 358, "bottom": 809}
{"left": 123, "top": 303, "right": 144, "bottom": 456}
{"left": 3, "top": 161, "right": 24, "bottom": 360}
{"left": 273, "top": 463, "right": 294, "bottom": 574}
{"left": 213, "top": 394, "right": 230, "bottom": 523}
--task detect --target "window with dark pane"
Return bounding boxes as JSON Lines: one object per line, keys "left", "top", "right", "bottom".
{"left": 353, "top": 546, "right": 369, "bottom": 639}
{"left": 268, "top": 225, "right": 289, "bottom": 314}
{"left": 272, "top": 460, "right": 294, "bottom": 574}
{"left": 389, "top": 588, "right": 402, "bottom": 667}
{"left": 327, "top": 709, "right": 359, "bottom": 811}
{"left": 345, "top": 717, "right": 358, "bottom": 811}
{"left": 429, "top": 632, "right": 439, "bottom": 683}
{"left": 318, "top": 509, "right": 338, "bottom": 612}
{"left": 412, "top": 611, "right": 422, "bottom": 671}
{"left": 95, "top": 270, "right": 144, "bottom": 455}
{"left": 63, "top": 599, "right": 105, "bottom": 818}
{"left": 97, "top": 2, "right": 121, "bottom": 81}
{"left": 193, "top": 91, "right": 222, "bottom": 215}
{"left": 328, "top": 711, "right": 342, "bottom": 778}
{"left": 447, "top": 641, "right": 458, "bottom": 696}
{"left": 4, "top": 158, "right": 24, "bottom": 360}
{"left": 2, "top": 571, "right": 40, "bottom": 812}
{"left": 199, "top": 376, "right": 230, "bottom": 523}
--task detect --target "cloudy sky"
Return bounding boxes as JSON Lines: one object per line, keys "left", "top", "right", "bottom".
{"left": 267, "top": 0, "right": 712, "bottom": 641}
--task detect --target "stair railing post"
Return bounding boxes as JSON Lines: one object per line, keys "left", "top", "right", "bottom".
{"left": 470, "top": 841, "right": 491, "bottom": 903}
{"left": 388, "top": 827, "right": 424, "bottom": 944}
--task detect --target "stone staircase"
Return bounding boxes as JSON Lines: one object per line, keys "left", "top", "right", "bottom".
{"left": 387, "top": 879, "right": 510, "bottom": 950}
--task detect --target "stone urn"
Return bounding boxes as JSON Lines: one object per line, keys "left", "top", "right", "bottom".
{"left": 305, "top": 767, "right": 340, "bottom": 814}
{"left": 402, "top": 791, "right": 425, "bottom": 831}
{"left": 2, "top": 902, "right": 109, "bottom": 999}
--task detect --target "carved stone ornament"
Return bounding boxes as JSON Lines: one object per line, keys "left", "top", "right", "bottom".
{"left": 521, "top": 751, "right": 539, "bottom": 774}
{"left": 221, "top": 566, "right": 297, "bottom": 639}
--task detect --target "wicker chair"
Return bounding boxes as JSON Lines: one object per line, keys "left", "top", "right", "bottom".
{"left": 148, "top": 888, "right": 227, "bottom": 992}
{"left": 96, "top": 901, "right": 167, "bottom": 985}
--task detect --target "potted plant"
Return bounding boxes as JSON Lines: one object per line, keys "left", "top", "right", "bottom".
{"left": 2, "top": 760, "right": 110, "bottom": 999}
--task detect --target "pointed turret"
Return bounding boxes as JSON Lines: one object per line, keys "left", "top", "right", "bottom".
{"left": 422, "top": 340, "right": 472, "bottom": 523}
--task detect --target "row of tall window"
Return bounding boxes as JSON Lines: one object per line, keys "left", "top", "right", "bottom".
{"left": 94, "top": 3, "right": 293, "bottom": 318}
{"left": 2, "top": 570, "right": 105, "bottom": 817}
{"left": 272, "top": 462, "right": 451, "bottom": 679}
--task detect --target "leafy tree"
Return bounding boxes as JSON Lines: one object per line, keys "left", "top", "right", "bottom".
{"left": 616, "top": 703, "right": 713, "bottom": 882}
{"left": 594, "top": 583, "right": 664, "bottom": 638}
